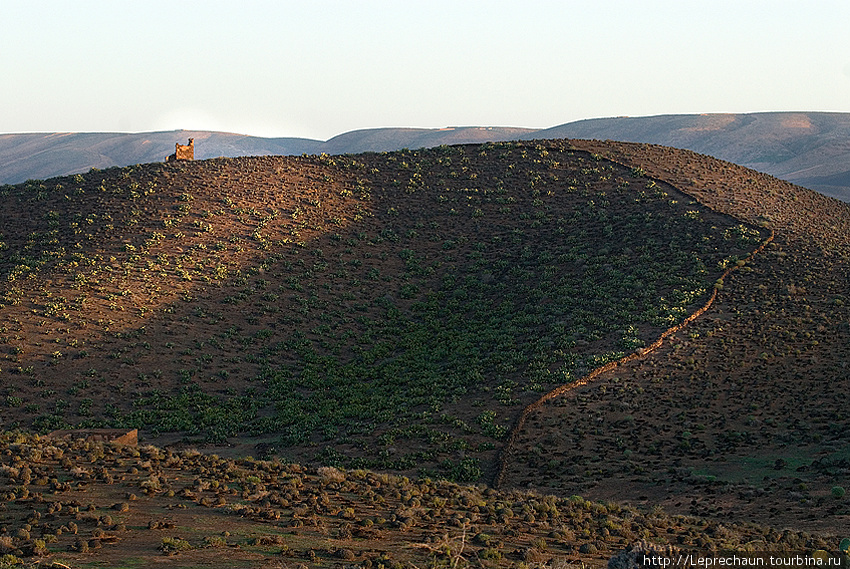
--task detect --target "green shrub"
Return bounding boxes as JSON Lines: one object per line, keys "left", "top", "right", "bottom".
{"left": 205, "top": 536, "right": 227, "bottom": 548}
{"left": 479, "top": 548, "right": 502, "bottom": 560}
{"left": 832, "top": 486, "right": 846, "bottom": 499}
{"left": 160, "top": 537, "right": 192, "bottom": 552}
{"left": 440, "top": 457, "right": 481, "bottom": 483}
{"left": 31, "top": 540, "right": 46, "bottom": 556}
{"left": 0, "top": 555, "right": 22, "bottom": 568}
{"left": 531, "top": 537, "right": 547, "bottom": 551}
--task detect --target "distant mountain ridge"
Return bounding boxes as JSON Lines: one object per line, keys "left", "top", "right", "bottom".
{"left": 2, "top": 112, "right": 850, "bottom": 201}
{"left": 530, "top": 112, "right": 850, "bottom": 202}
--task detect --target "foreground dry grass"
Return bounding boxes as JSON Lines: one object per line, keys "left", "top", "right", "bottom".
{"left": 0, "top": 433, "right": 840, "bottom": 568}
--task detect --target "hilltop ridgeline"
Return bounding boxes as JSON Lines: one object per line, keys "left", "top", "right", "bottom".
{"left": 4, "top": 112, "right": 850, "bottom": 201}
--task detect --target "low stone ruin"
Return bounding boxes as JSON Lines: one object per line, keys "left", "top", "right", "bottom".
{"left": 166, "top": 138, "right": 194, "bottom": 162}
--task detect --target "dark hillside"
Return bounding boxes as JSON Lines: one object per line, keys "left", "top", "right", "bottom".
{"left": 0, "top": 142, "right": 760, "bottom": 483}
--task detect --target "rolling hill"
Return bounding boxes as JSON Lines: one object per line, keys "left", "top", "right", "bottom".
{"left": 0, "top": 138, "right": 849, "bottom": 566}
{"left": 1, "top": 141, "right": 757, "bottom": 479}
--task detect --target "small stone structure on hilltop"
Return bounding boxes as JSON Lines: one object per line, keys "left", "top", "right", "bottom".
{"left": 166, "top": 138, "right": 194, "bottom": 162}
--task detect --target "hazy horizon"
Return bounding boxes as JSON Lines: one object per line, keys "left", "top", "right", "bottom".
{"left": 5, "top": 110, "right": 850, "bottom": 141}
{"left": 4, "top": 1, "right": 850, "bottom": 140}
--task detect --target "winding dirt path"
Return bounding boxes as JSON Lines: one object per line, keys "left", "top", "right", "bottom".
{"left": 493, "top": 163, "right": 776, "bottom": 488}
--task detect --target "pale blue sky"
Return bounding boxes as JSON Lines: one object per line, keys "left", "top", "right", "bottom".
{"left": 2, "top": 0, "right": 849, "bottom": 140}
